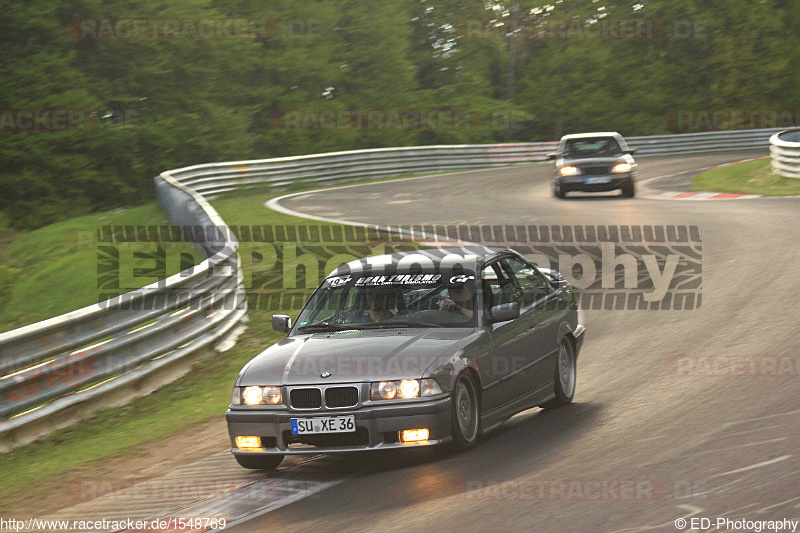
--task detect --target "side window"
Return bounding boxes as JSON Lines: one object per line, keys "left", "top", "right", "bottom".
{"left": 481, "top": 261, "right": 516, "bottom": 307}
{"left": 502, "top": 257, "right": 551, "bottom": 308}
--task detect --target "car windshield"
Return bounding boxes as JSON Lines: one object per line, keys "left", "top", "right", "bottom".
{"left": 294, "top": 273, "right": 478, "bottom": 330}
{"left": 563, "top": 137, "right": 623, "bottom": 158}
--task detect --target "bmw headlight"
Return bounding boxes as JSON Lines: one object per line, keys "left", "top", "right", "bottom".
{"left": 370, "top": 379, "right": 443, "bottom": 400}
{"left": 613, "top": 162, "right": 632, "bottom": 173}
{"left": 232, "top": 386, "right": 282, "bottom": 406}
{"left": 559, "top": 166, "right": 580, "bottom": 176}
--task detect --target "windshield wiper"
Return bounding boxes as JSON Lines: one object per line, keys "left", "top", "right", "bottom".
{"left": 296, "top": 323, "right": 358, "bottom": 332}
{"left": 298, "top": 321, "right": 445, "bottom": 332}
{"left": 375, "top": 321, "right": 444, "bottom": 328}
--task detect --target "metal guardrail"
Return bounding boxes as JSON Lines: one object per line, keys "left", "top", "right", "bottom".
{"left": 170, "top": 129, "right": 780, "bottom": 198}
{"left": 0, "top": 127, "right": 777, "bottom": 451}
{"left": 770, "top": 129, "right": 800, "bottom": 178}
{"left": 0, "top": 170, "right": 247, "bottom": 451}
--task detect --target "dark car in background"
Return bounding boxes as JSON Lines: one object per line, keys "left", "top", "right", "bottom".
{"left": 226, "top": 247, "right": 585, "bottom": 470}
{"left": 548, "top": 132, "right": 637, "bottom": 198}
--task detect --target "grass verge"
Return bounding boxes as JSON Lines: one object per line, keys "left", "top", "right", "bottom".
{"left": 0, "top": 187, "right": 419, "bottom": 512}
{"left": 691, "top": 158, "right": 800, "bottom": 196}
{"left": 0, "top": 203, "right": 206, "bottom": 332}
{"left": 0, "top": 319, "right": 281, "bottom": 514}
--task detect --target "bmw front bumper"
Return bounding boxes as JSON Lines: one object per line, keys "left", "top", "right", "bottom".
{"left": 227, "top": 395, "right": 452, "bottom": 456}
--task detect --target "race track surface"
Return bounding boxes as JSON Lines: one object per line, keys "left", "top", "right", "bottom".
{"left": 31, "top": 152, "right": 800, "bottom": 533}
{"left": 230, "top": 151, "right": 800, "bottom": 532}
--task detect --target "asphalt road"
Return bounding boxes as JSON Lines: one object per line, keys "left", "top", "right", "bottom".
{"left": 228, "top": 152, "right": 800, "bottom": 532}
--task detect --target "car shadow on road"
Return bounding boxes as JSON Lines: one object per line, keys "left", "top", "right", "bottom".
{"left": 561, "top": 193, "right": 629, "bottom": 200}
{"left": 265, "top": 402, "right": 604, "bottom": 513}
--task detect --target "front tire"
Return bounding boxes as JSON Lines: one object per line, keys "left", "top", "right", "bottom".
{"left": 450, "top": 374, "right": 480, "bottom": 450}
{"left": 621, "top": 180, "right": 635, "bottom": 198}
{"left": 539, "top": 338, "right": 576, "bottom": 409}
{"left": 235, "top": 454, "right": 284, "bottom": 470}
{"left": 554, "top": 182, "right": 567, "bottom": 199}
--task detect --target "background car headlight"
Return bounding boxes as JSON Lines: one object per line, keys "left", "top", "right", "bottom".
{"left": 559, "top": 166, "right": 579, "bottom": 176}
{"left": 237, "top": 386, "right": 282, "bottom": 406}
{"left": 370, "top": 379, "right": 443, "bottom": 400}
{"left": 613, "top": 162, "right": 632, "bottom": 173}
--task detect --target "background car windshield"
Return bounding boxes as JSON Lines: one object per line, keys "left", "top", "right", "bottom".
{"left": 564, "top": 137, "right": 623, "bottom": 158}
{"left": 295, "top": 275, "right": 478, "bottom": 329}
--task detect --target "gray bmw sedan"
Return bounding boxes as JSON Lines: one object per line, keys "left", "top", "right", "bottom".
{"left": 226, "top": 247, "right": 585, "bottom": 470}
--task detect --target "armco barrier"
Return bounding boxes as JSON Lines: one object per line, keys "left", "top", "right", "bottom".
{"left": 770, "top": 129, "right": 800, "bottom": 178}
{"left": 0, "top": 171, "right": 247, "bottom": 451}
{"left": 169, "top": 129, "right": 781, "bottom": 199}
{"left": 0, "top": 128, "right": 778, "bottom": 451}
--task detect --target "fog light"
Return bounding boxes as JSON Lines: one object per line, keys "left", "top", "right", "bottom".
{"left": 236, "top": 436, "right": 261, "bottom": 449}
{"left": 400, "top": 428, "right": 429, "bottom": 443}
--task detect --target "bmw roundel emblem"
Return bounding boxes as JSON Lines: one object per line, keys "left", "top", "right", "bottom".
{"left": 321, "top": 371, "right": 332, "bottom": 378}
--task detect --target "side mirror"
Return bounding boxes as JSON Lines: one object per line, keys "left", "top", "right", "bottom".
{"left": 490, "top": 302, "right": 520, "bottom": 322}
{"left": 272, "top": 314, "right": 292, "bottom": 333}
{"left": 545, "top": 153, "right": 557, "bottom": 161}
{"left": 625, "top": 148, "right": 637, "bottom": 155}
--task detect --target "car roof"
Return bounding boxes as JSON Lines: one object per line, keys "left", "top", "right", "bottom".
{"left": 327, "top": 246, "right": 511, "bottom": 277}
{"left": 560, "top": 131, "right": 624, "bottom": 140}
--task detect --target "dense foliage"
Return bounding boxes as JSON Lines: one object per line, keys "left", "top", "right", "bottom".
{"left": 1, "top": 0, "right": 798, "bottom": 228}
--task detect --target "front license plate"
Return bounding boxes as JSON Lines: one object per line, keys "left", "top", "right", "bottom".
{"left": 584, "top": 177, "right": 611, "bottom": 184}
{"left": 291, "top": 416, "right": 355, "bottom": 434}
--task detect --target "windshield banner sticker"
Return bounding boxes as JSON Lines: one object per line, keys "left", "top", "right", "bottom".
{"left": 326, "top": 275, "right": 351, "bottom": 288}
{"left": 355, "top": 274, "right": 442, "bottom": 286}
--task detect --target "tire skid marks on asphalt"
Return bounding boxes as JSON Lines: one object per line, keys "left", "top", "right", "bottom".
{"left": 32, "top": 451, "right": 258, "bottom": 528}
{"left": 153, "top": 459, "right": 364, "bottom": 532}
{"left": 691, "top": 437, "right": 788, "bottom": 456}
{"left": 28, "top": 449, "right": 362, "bottom": 533}
{"left": 720, "top": 407, "right": 800, "bottom": 428}
{"left": 605, "top": 409, "right": 797, "bottom": 533}
{"left": 754, "top": 495, "right": 800, "bottom": 513}
{"left": 608, "top": 504, "right": 705, "bottom": 533}
{"left": 709, "top": 454, "right": 792, "bottom": 479}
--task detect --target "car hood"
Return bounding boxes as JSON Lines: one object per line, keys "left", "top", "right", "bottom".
{"left": 238, "top": 328, "right": 476, "bottom": 386}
